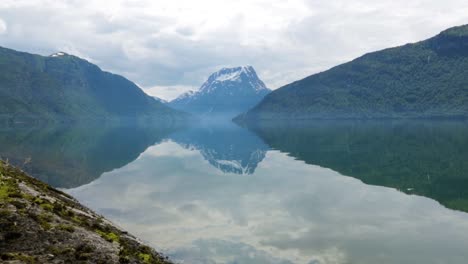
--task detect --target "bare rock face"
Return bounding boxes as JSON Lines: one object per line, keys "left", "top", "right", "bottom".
{"left": 0, "top": 161, "right": 172, "bottom": 264}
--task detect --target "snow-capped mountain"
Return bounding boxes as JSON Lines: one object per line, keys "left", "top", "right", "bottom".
{"left": 169, "top": 66, "right": 271, "bottom": 118}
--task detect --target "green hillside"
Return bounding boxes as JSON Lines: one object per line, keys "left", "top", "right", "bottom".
{"left": 237, "top": 24, "right": 468, "bottom": 120}
{"left": 0, "top": 47, "right": 185, "bottom": 122}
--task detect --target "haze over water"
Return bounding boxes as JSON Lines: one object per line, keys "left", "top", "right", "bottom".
{"left": 1, "top": 120, "right": 468, "bottom": 264}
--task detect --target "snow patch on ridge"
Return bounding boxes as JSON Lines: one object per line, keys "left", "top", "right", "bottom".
{"left": 213, "top": 66, "right": 254, "bottom": 83}
{"left": 50, "top": 52, "right": 67, "bottom": 57}
{"left": 215, "top": 70, "right": 242, "bottom": 82}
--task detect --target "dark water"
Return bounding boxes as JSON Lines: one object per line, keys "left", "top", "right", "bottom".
{"left": 1, "top": 120, "right": 468, "bottom": 263}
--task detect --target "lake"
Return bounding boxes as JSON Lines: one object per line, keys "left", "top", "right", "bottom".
{"left": 1, "top": 120, "right": 468, "bottom": 264}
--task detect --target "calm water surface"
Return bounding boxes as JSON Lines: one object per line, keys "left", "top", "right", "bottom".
{"left": 1, "top": 120, "right": 468, "bottom": 264}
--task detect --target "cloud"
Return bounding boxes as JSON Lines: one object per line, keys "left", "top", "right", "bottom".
{"left": 0, "top": 0, "right": 467, "bottom": 100}
{"left": 144, "top": 85, "right": 196, "bottom": 101}
{"left": 0, "top": 18, "right": 6, "bottom": 34}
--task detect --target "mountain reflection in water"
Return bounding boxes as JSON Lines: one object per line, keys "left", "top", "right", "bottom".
{"left": 1, "top": 120, "right": 468, "bottom": 263}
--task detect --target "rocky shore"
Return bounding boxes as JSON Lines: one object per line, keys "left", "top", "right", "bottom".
{"left": 0, "top": 160, "right": 172, "bottom": 264}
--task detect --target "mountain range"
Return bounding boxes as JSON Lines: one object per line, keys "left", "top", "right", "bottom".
{"left": 0, "top": 47, "right": 185, "bottom": 122}
{"left": 2, "top": 24, "right": 468, "bottom": 123}
{"left": 169, "top": 66, "right": 270, "bottom": 118}
{"left": 237, "top": 24, "right": 468, "bottom": 120}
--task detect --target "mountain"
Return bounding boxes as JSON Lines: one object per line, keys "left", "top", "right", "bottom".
{"left": 153, "top": 96, "right": 168, "bottom": 104}
{"left": 0, "top": 46, "right": 185, "bottom": 122}
{"left": 237, "top": 24, "right": 468, "bottom": 121}
{"left": 169, "top": 66, "right": 270, "bottom": 118}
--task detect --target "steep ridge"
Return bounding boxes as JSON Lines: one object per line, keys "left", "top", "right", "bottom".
{"left": 0, "top": 46, "right": 186, "bottom": 122}
{"left": 238, "top": 24, "right": 468, "bottom": 120}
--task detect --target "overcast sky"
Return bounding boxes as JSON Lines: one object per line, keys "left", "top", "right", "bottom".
{"left": 0, "top": 0, "right": 467, "bottom": 100}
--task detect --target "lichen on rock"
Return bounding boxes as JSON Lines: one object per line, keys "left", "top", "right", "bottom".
{"left": 0, "top": 160, "right": 172, "bottom": 264}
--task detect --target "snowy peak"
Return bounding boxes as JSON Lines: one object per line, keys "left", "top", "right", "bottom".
{"left": 169, "top": 65, "right": 271, "bottom": 118}
{"left": 210, "top": 66, "right": 255, "bottom": 83}
{"left": 200, "top": 66, "right": 268, "bottom": 93}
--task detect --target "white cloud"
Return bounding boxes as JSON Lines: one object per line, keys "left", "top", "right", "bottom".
{"left": 0, "top": 18, "right": 6, "bottom": 34}
{"left": 0, "top": 0, "right": 467, "bottom": 100}
{"left": 144, "top": 85, "right": 196, "bottom": 101}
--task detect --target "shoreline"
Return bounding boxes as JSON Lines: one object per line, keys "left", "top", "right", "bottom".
{"left": 0, "top": 160, "right": 172, "bottom": 264}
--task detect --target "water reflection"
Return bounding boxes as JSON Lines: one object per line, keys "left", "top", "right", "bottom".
{"left": 0, "top": 122, "right": 179, "bottom": 188}
{"left": 169, "top": 121, "right": 268, "bottom": 174}
{"left": 1, "top": 120, "right": 468, "bottom": 263}
{"left": 244, "top": 120, "right": 468, "bottom": 213}
{"left": 67, "top": 139, "right": 468, "bottom": 264}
